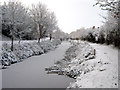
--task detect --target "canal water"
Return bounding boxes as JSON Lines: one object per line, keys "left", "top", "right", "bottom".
{"left": 2, "top": 42, "right": 74, "bottom": 88}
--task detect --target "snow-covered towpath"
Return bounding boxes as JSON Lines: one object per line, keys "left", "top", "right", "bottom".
{"left": 88, "top": 43, "right": 118, "bottom": 88}
{"left": 2, "top": 41, "right": 74, "bottom": 88}
{"left": 69, "top": 42, "right": 118, "bottom": 88}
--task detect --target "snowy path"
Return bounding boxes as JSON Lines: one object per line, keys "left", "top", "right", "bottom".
{"left": 2, "top": 41, "right": 74, "bottom": 88}
{"left": 70, "top": 42, "right": 118, "bottom": 88}
{"left": 89, "top": 43, "right": 118, "bottom": 88}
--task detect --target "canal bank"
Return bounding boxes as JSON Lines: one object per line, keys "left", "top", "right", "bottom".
{"left": 2, "top": 41, "right": 74, "bottom": 88}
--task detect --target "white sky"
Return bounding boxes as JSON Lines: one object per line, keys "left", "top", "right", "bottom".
{"left": 1, "top": 0, "right": 106, "bottom": 33}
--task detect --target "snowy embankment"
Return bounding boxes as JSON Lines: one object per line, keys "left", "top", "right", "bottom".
{"left": 46, "top": 40, "right": 95, "bottom": 78}
{"left": 0, "top": 39, "right": 61, "bottom": 68}
{"left": 46, "top": 40, "right": 118, "bottom": 88}
{"left": 67, "top": 42, "right": 118, "bottom": 88}
{"left": 2, "top": 41, "right": 73, "bottom": 88}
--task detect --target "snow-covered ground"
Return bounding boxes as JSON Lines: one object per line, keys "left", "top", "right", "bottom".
{"left": 0, "top": 34, "right": 2, "bottom": 90}
{"left": 1, "top": 39, "right": 118, "bottom": 88}
{"left": 0, "top": 38, "right": 61, "bottom": 68}
{"left": 46, "top": 40, "right": 96, "bottom": 84}
{"left": 2, "top": 41, "right": 73, "bottom": 88}
{"left": 0, "top": 71, "right": 2, "bottom": 90}
{"left": 0, "top": 34, "right": 11, "bottom": 41}
{"left": 46, "top": 40, "right": 118, "bottom": 88}
{"left": 68, "top": 42, "right": 118, "bottom": 88}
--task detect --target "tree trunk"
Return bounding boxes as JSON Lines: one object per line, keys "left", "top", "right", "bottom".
{"left": 38, "top": 24, "right": 42, "bottom": 43}
{"left": 18, "top": 39, "right": 20, "bottom": 44}
{"left": 11, "top": 23, "right": 14, "bottom": 51}
{"left": 18, "top": 35, "right": 21, "bottom": 44}
{"left": 38, "top": 37, "right": 40, "bottom": 43}
{"left": 50, "top": 33, "right": 52, "bottom": 40}
{"left": 11, "top": 36, "right": 14, "bottom": 51}
{"left": 11, "top": 5, "right": 15, "bottom": 51}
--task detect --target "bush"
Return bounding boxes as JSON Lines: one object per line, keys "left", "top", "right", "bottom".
{"left": 85, "top": 32, "right": 95, "bottom": 43}
{"left": 98, "top": 31, "right": 105, "bottom": 44}
{"left": 2, "top": 24, "right": 12, "bottom": 38}
{"left": 1, "top": 39, "right": 61, "bottom": 67}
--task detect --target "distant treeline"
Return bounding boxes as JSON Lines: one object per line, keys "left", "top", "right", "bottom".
{"left": 70, "top": 0, "right": 120, "bottom": 48}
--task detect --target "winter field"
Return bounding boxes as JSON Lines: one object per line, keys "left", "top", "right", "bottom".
{"left": 1, "top": 39, "right": 118, "bottom": 88}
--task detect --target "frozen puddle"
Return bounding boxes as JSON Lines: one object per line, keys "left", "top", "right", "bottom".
{"left": 2, "top": 41, "right": 74, "bottom": 88}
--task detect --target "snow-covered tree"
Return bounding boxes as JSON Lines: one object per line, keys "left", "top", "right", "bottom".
{"left": 30, "top": 2, "right": 49, "bottom": 43}
{"left": 47, "top": 12, "right": 58, "bottom": 40}
{"left": 52, "top": 27, "right": 67, "bottom": 40}
{"left": 94, "top": 0, "right": 120, "bottom": 47}
{"left": 94, "top": 0, "right": 119, "bottom": 17}
{"left": 2, "top": 0, "right": 30, "bottom": 50}
{"left": 0, "top": 3, "right": 2, "bottom": 34}
{"left": 30, "top": 2, "right": 58, "bottom": 42}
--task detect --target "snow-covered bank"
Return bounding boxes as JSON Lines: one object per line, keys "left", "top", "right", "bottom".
{"left": 2, "top": 41, "right": 73, "bottom": 88}
{"left": 68, "top": 42, "right": 118, "bottom": 88}
{"left": 46, "top": 40, "right": 118, "bottom": 88}
{"left": 46, "top": 41, "right": 95, "bottom": 78}
{"left": 0, "top": 39, "right": 61, "bottom": 68}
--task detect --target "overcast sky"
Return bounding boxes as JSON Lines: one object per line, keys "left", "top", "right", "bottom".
{"left": 1, "top": 0, "right": 106, "bottom": 33}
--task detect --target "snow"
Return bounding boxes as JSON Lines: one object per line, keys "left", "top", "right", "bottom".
{"left": 0, "top": 43, "right": 1, "bottom": 89}
{"left": 0, "top": 34, "right": 11, "bottom": 41}
{"left": 67, "top": 42, "right": 118, "bottom": 88}
{"left": 45, "top": 40, "right": 118, "bottom": 88}
{"left": 0, "top": 38, "right": 61, "bottom": 68}
{"left": 1, "top": 39, "right": 118, "bottom": 88}
{"left": 2, "top": 41, "right": 73, "bottom": 88}
{"left": 46, "top": 41, "right": 95, "bottom": 79}
{"left": 62, "top": 41, "right": 95, "bottom": 78}
{"left": 0, "top": 70, "right": 1, "bottom": 90}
